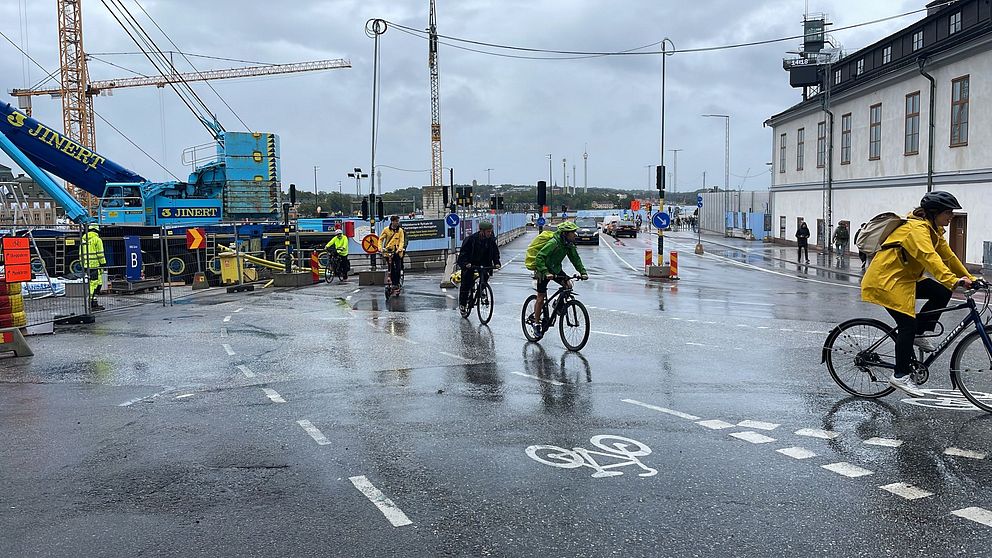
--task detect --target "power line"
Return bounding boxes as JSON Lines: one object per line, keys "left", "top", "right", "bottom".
{"left": 89, "top": 50, "right": 278, "bottom": 67}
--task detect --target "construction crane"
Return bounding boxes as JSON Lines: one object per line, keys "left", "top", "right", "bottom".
{"left": 11, "top": 0, "right": 350, "bottom": 210}
{"left": 428, "top": 0, "right": 443, "bottom": 192}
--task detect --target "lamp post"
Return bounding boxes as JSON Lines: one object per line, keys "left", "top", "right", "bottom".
{"left": 658, "top": 37, "right": 675, "bottom": 264}
{"left": 313, "top": 165, "right": 319, "bottom": 199}
{"left": 347, "top": 167, "right": 368, "bottom": 198}
{"left": 702, "top": 114, "right": 730, "bottom": 234}
{"left": 547, "top": 153, "right": 552, "bottom": 221}
{"left": 667, "top": 148, "right": 682, "bottom": 205}
{"left": 561, "top": 158, "right": 567, "bottom": 208}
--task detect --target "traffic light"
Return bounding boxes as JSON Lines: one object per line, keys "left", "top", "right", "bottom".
{"left": 496, "top": 196, "right": 504, "bottom": 211}
{"left": 376, "top": 197, "right": 384, "bottom": 220}
{"left": 360, "top": 198, "right": 369, "bottom": 220}
{"left": 656, "top": 165, "right": 665, "bottom": 192}
{"left": 289, "top": 183, "right": 297, "bottom": 205}
{"left": 442, "top": 184, "right": 449, "bottom": 206}
{"left": 537, "top": 181, "right": 547, "bottom": 206}
{"left": 561, "top": 205, "right": 567, "bottom": 214}
{"left": 490, "top": 195, "right": 497, "bottom": 210}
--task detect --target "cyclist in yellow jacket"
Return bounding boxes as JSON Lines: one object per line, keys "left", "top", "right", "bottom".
{"left": 324, "top": 229, "right": 350, "bottom": 278}
{"left": 861, "top": 191, "right": 975, "bottom": 396}
{"left": 378, "top": 215, "right": 406, "bottom": 287}
{"left": 82, "top": 223, "right": 107, "bottom": 311}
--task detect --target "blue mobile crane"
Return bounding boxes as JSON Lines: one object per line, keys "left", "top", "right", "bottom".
{"left": 0, "top": 102, "right": 280, "bottom": 226}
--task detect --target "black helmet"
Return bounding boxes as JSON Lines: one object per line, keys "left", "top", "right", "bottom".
{"left": 921, "top": 191, "right": 962, "bottom": 212}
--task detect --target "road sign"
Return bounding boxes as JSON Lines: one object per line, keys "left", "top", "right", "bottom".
{"left": 697, "top": 194, "right": 704, "bottom": 208}
{"left": 1, "top": 236, "right": 31, "bottom": 283}
{"left": 186, "top": 227, "right": 206, "bottom": 250}
{"left": 361, "top": 234, "right": 379, "bottom": 254}
{"left": 124, "top": 235, "right": 143, "bottom": 281}
{"left": 536, "top": 217, "right": 547, "bottom": 227}
{"left": 652, "top": 211, "right": 671, "bottom": 229}
{"left": 445, "top": 213, "right": 460, "bottom": 227}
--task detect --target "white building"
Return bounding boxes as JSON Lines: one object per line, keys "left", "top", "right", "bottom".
{"left": 766, "top": 0, "right": 989, "bottom": 266}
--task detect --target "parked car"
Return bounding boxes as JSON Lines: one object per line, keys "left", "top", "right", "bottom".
{"left": 615, "top": 220, "right": 638, "bottom": 238}
{"left": 575, "top": 218, "right": 599, "bottom": 245}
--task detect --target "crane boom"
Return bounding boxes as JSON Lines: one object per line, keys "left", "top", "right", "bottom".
{"left": 428, "top": 0, "right": 443, "bottom": 191}
{"left": 11, "top": 58, "right": 352, "bottom": 97}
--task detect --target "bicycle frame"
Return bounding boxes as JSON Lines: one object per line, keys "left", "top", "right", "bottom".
{"left": 542, "top": 281, "right": 576, "bottom": 326}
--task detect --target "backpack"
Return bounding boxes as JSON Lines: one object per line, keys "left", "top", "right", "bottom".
{"left": 524, "top": 231, "right": 555, "bottom": 270}
{"left": 854, "top": 212, "right": 907, "bottom": 256}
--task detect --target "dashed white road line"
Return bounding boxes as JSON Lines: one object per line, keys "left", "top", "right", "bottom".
{"left": 237, "top": 365, "right": 256, "bottom": 378}
{"left": 777, "top": 447, "right": 818, "bottom": 460}
{"left": 297, "top": 419, "right": 331, "bottom": 445}
{"left": 821, "top": 462, "right": 873, "bottom": 478}
{"left": 510, "top": 371, "right": 564, "bottom": 386}
{"left": 729, "top": 431, "right": 777, "bottom": 444}
{"left": 737, "top": 420, "right": 780, "bottom": 431}
{"left": 952, "top": 507, "right": 992, "bottom": 527}
{"left": 440, "top": 351, "right": 473, "bottom": 362}
{"left": 602, "top": 238, "right": 640, "bottom": 272}
{"left": 621, "top": 399, "right": 700, "bottom": 420}
{"left": 880, "top": 482, "right": 933, "bottom": 500}
{"left": 223, "top": 315, "right": 232, "bottom": 323}
{"left": 945, "top": 447, "right": 986, "bottom": 459}
{"left": 795, "top": 428, "right": 840, "bottom": 440}
{"left": 591, "top": 330, "right": 629, "bottom": 337}
{"left": 696, "top": 419, "right": 735, "bottom": 430}
{"left": 262, "top": 388, "right": 286, "bottom": 403}
{"left": 234, "top": 307, "right": 244, "bottom": 313}
{"left": 351, "top": 288, "right": 361, "bottom": 294}
{"left": 222, "top": 344, "right": 236, "bottom": 356}
{"left": 864, "top": 437, "right": 903, "bottom": 448}
{"left": 175, "top": 393, "right": 196, "bottom": 399}
{"left": 118, "top": 388, "right": 173, "bottom": 407}
{"left": 220, "top": 327, "right": 228, "bottom": 338}
{"left": 349, "top": 475, "right": 413, "bottom": 527}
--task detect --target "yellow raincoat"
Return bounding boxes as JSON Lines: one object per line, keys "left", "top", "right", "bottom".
{"left": 861, "top": 216, "right": 973, "bottom": 316}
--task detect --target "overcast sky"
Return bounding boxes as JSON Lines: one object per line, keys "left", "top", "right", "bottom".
{"left": 1, "top": 0, "right": 925, "bottom": 195}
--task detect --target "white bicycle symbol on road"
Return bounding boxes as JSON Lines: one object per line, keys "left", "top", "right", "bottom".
{"left": 902, "top": 388, "right": 992, "bottom": 411}
{"left": 526, "top": 435, "right": 658, "bottom": 478}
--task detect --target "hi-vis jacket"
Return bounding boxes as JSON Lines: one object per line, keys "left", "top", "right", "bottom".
{"left": 378, "top": 226, "right": 405, "bottom": 255}
{"left": 325, "top": 235, "right": 349, "bottom": 256}
{"left": 82, "top": 230, "right": 106, "bottom": 269}
{"left": 861, "top": 215, "right": 973, "bottom": 316}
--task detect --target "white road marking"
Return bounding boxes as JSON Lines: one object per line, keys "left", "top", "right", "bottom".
{"left": 349, "top": 475, "right": 413, "bottom": 527}
{"left": 440, "top": 351, "right": 472, "bottom": 362}
{"left": 670, "top": 317, "right": 682, "bottom": 321}
{"left": 945, "top": 447, "right": 986, "bottom": 459}
{"left": 821, "top": 462, "right": 873, "bottom": 478}
{"left": 621, "top": 399, "right": 700, "bottom": 420}
{"left": 729, "top": 431, "right": 776, "bottom": 444}
{"left": 686, "top": 342, "right": 707, "bottom": 347}
{"left": 222, "top": 344, "right": 236, "bottom": 356}
{"left": 592, "top": 331, "right": 628, "bottom": 337}
{"left": 351, "top": 288, "right": 361, "bottom": 294}
{"left": 602, "top": 238, "right": 640, "bottom": 272}
{"left": 394, "top": 336, "right": 418, "bottom": 345}
{"left": 737, "top": 420, "right": 780, "bottom": 431}
{"left": 880, "top": 482, "right": 933, "bottom": 500}
{"left": 864, "top": 437, "right": 903, "bottom": 448}
{"left": 695, "top": 249, "right": 861, "bottom": 289}
{"left": 262, "top": 388, "right": 286, "bottom": 403}
{"left": 756, "top": 326, "right": 770, "bottom": 330}
{"left": 234, "top": 308, "right": 244, "bottom": 313}
{"left": 237, "top": 365, "right": 256, "bottom": 378}
{"left": 795, "top": 428, "right": 840, "bottom": 440}
{"left": 223, "top": 315, "right": 232, "bottom": 323}
{"left": 696, "top": 419, "right": 735, "bottom": 430}
{"left": 220, "top": 327, "right": 228, "bottom": 338}
{"left": 297, "top": 419, "right": 331, "bottom": 445}
{"left": 777, "top": 447, "right": 818, "bottom": 460}
{"left": 510, "top": 371, "right": 564, "bottom": 386}
{"left": 951, "top": 507, "right": 992, "bottom": 527}
{"left": 118, "top": 388, "right": 173, "bottom": 407}
{"left": 175, "top": 393, "right": 195, "bottom": 399}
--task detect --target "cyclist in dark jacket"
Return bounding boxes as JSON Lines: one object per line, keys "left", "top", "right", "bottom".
{"left": 457, "top": 221, "right": 501, "bottom": 312}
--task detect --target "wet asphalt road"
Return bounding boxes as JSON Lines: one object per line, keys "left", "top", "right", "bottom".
{"left": 2, "top": 230, "right": 991, "bottom": 557}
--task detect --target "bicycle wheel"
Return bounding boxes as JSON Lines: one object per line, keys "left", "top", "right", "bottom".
{"left": 324, "top": 261, "right": 333, "bottom": 283}
{"left": 521, "top": 295, "right": 545, "bottom": 342}
{"left": 590, "top": 435, "right": 652, "bottom": 457}
{"left": 822, "top": 318, "right": 896, "bottom": 398}
{"left": 558, "top": 300, "right": 590, "bottom": 352}
{"left": 476, "top": 283, "right": 494, "bottom": 324}
{"left": 950, "top": 327, "right": 992, "bottom": 413}
{"left": 460, "top": 287, "right": 474, "bottom": 319}
{"left": 525, "top": 445, "right": 584, "bottom": 469}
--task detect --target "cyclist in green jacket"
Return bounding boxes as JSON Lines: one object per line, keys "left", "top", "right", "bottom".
{"left": 529, "top": 221, "right": 588, "bottom": 335}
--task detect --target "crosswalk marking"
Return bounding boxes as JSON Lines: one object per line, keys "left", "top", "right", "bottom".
{"left": 945, "top": 447, "right": 986, "bottom": 459}
{"left": 952, "top": 507, "right": 992, "bottom": 527}
{"left": 821, "top": 462, "right": 873, "bottom": 478}
{"left": 777, "top": 447, "right": 817, "bottom": 460}
{"left": 737, "top": 420, "right": 780, "bottom": 431}
{"left": 621, "top": 399, "right": 700, "bottom": 420}
{"left": 880, "top": 483, "right": 933, "bottom": 500}
{"left": 795, "top": 428, "right": 840, "bottom": 440}
{"left": 864, "top": 437, "right": 903, "bottom": 448}
{"left": 696, "top": 419, "right": 735, "bottom": 430}
{"left": 729, "top": 431, "right": 776, "bottom": 444}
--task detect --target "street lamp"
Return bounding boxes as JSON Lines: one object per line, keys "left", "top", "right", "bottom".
{"left": 667, "top": 149, "right": 682, "bottom": 204}
{"left": 658, "top": 37, "right": 675, "bottom": 264}
{"left": 347, "top": 167, "right": 368, "bottom": 197}
{"left": 547, "top": 153, "right": 553, "bottom": 218}
{"left": 702, "top": 114, "right": 730, "bottom": 232}
{"left": 313, "top": 165, "right": 319, "bottom": 199}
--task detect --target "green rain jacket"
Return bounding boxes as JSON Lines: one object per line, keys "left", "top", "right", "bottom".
{"left": 534, "top": 231, "right": 587, "bottom": 277}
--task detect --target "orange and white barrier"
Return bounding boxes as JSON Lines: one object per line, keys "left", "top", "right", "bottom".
{"left": 669, "top": 251, "right": 679, "bottom": 279}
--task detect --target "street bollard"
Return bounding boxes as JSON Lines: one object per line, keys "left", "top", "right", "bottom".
{"left": 669, "top": 251, "right": 679, "bottom": 279}
{"left": 644, "top": 250, "right": 652, "bottom": 268}
{"left": 310, "top": 252, "right": 320, "bottom": 283}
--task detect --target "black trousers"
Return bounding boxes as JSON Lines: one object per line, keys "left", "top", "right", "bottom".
{"left": 458, "top": 268, "right": 489, "bottom": 306}
{"left": 885, "top": 278, "right": 953, "bottom": 377}
{"left": 797, "top": 241, "right": 809, "bottom": 261}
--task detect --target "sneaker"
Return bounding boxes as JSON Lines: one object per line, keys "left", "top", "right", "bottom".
{"left": 889, "top": 374, "right": 925, "bottom": 398}
{"left": 914, "top": 336, "right": 939, "bottom": 352}
{"left": 459, "top": 305, "right": 468, "bottom": 316}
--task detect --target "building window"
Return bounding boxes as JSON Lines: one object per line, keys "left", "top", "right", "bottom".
{"left": 796, "top": 128, "right": 805, "bottom": 171}
{"left": 834, "top": 69, "right": 842, "bottom": 85}
{"left": 950, "top": 12, "right": 962, "bottom": 34}
{"left": 882, "top": 46, "right": 891, "bottom": 64}
{"left": 905, "top": 92, "right": 920, "bottom": 155}
{"left": 951, "top": 75, "right": 969, "bottom": 146}
{"left": 913, "top": 31, "right": 924, "bottom": 51}
{"left": 869, "top": 104, "right": 882, "bottom": 160}
{"left": 816, "top": 121, "right": 826, "bottom": 168}
{"left": 841, "top": 113, "right": 852, "bottom": 164}
{"left": 779, "top": 133, "right": 787, "bottom": 173}
{"left": 856, "top": 59, "right": 865, "bottom": 75}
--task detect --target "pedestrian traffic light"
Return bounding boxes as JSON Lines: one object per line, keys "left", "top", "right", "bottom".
{"left": 376, "top": 197, "right": 384, "bottom": 220}
{"left": 656, "top": 165, "right": 665, "bottom": 191}
{"left": 537, "top": 180, "right": 547, "bottom": 206}
{"left": 360, "top": 198, "right": 369, "bottom": 220}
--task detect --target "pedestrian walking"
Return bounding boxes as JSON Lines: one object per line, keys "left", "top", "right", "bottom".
{"left": 796, "top": 221, "right": 811, "bottom": 264}
{"left": 82, "top": 223, "right": 107, "bottom": 311}
{"left": 832, "top": 222, "right": 850, "bottom": 257}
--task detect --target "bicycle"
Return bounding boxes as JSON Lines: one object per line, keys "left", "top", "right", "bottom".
{"left": 459, "top": 265, "right": 496, "bottom": 324}
{"left": 521, "top": 274, "right": 590, "bottom": 351}
{"left": 382, "top": 251, "right": 404, "bottom": 299}
{"left": 822, "top": 279, "right": 992, "bottom": 411}
{"left": 324, "top": 252, "right": 349, "bottom": 284}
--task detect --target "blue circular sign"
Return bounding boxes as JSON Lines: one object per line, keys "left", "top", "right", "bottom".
{"left": 445, "top": 213, "right": 460, "bottom": 227}
{"left": 653, "top": 211, "right": 671, "bottom": 229}
{"left": 536, "top": 217, "right": 547, "bottom": 227}
{"left": 696, "top": 194, "right": 704, "bottom": 208}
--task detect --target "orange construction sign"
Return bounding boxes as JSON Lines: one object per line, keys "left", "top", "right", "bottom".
{"left": 186, "top": 227, "right": 206, "bottom": 250}
{"left": 362, "top": 234, "right": 379, "bottom": 254}
{"left": 631, "top": 200, "right": 641, "bottom": 211}
{"left": 2, "top": 237, "right": 31, "bottom": 283}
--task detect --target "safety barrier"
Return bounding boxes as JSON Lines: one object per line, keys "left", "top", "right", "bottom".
{"left": 2, "top": 226, "right": 89, "bottom": 328}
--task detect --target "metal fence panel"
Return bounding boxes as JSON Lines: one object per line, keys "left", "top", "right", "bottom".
{"left": 2, "top": 225, "right": 89, "bottom": 327}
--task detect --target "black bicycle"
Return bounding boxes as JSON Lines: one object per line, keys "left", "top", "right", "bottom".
{"left": 383, "top": 251, "right": 404, "bottom": 299}
{"left": 324, "top": 252, "right": 349, "bottom": 283}
{"left": 521, "top": 274, "right": 590, "bottom": 351}
{"left": 460, "top": 265, "right": 496, "bottom": 324}
{"left": 822, "top": 279, "right": 992, "bottom": 411}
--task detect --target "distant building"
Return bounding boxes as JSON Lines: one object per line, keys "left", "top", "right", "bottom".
{"left": 766, "top": 0, "right": 990, "bottom": 265}
{"left": 591, "top": 201, "right": 616, "bottom": 210}
{"left": 0, "top": 164, "right": 59, "bottom": 225}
